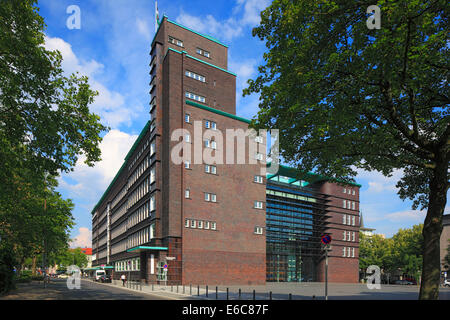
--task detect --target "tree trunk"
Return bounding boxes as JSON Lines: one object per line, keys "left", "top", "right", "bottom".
{"left": 32, "top": 256, "right": 36, "bottom": 276}
{"left": 419, "top": 160, "right": 448, "bottom": 299}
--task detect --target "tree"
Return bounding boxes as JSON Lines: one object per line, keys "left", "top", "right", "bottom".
{"left": 245, "top": 0, "right": 448, "bottom": 299}
{"left": 359, "top": 233, "right": 394, "bottom": 272}
{"left": 391, "top": 224, "right": 423, "bottom": 280}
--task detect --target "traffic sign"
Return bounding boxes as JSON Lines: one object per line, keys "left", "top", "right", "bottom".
{"left": 163, "top": 264, "right": 168, "bottom": 269}
{"left": 321, "top": 234, "right": 332, "bottom": 245}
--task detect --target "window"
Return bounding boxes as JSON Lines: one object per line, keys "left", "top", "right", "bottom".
{"left": 185, "top": 91, "right": 206, "bottom": 103}
{"left": 185, "top": 133, "right": 191, "bottom": 143}
{"left": 185, "top": 189, "right": 190, "bottom": 199}
{"left": 211, "top": 165, "right": 217, "bottom": 174}
{"left": 204, "top": 221, "right": 210, "bottom": 230}
{"left": 185, "top": 114, "right": 190, "bottom": 123}
{"left": 196, "top": 47, "right": 210, "bottom": 58}
{"left": 352, "top": 232, "right": 355, "bottom": 242}
{"left": 184, "top": 161, "right": 190, "bottom": 169}
{"left": 255, "top": 136, "right": 263, "bottom": 144}
{"left": 150, "top": 167, "right": 156, "bottom": 184}
{"left": 343, "top": 188, "right": 346, "bottom": 193}
{"left": 211, "top": 222, "right": 216, "bottom": 230}
{"left": 198, "top": 220, "right": 203, "bottom": 229}
{"left": 352, "top": 201, "right": 356, "bottom": 210}
{"left": 168, "top": 36, "right": 183, "bottom": 47}
{"left": 254, "top": 201, "right": 263, "bottom": 209}
{"left": 185, "top": 219, "right": 190, "bottom": 227}
{"left": 347, "top": 231, "right": 351, "bottom": 241}
{"left": 204, "top": 193, "right": 216, "bottom": 202}
{"left": 255, "top": 153, "right": 264, "bottom": 161}
{"left": 342, "top": 214, "right": 347, "bottom": 225}
{"left": 211, "top": 122, "right": 216, "bottom": 130}
{"left": 205, "top": 164, "right": 210, "bottom": 173}
{"left": 150, "top": 195, "right": 155, "bottom": 211}
{"left": 150, "top": 141, "right": 156, "bottom": 156}
{"left": 343, "top": 231, "right": 346, "bottom": 240}
{"left": 205, "top": 120, "right": 217, "bottom": 130}
{"left": 185, "top": 70, "right": 206, "bottom": 82}
{"left": 204, "top": 139, "right": 210, "bottom": 148}
{"left": 190, "top": 220, "right": 196, "bottom": 228}
{"left": 211, "top": 140, "right": 217, "bottom": 150}
{"left": 347, "top": 215, "right": 351, "bottom": 225}
{"left": 352, "top": 190, "right": 356, "bottom": 195}
{"left": 343, "top": 200, "right": 347, "bottom": 209}
{"left": 352, "top": 215, "right": 355, "bottom": 226}
{"left": 254, "top": 227, "right": 263, "bottom": 235}
{"left": 254, "top": 175, "right": 263, "bottom": 184}
{"left": 205, "top": 120, "right": 210, "bottom": 128}
{"left": 352, "top": 248, "right": 355, "bottom": 258}
{"left": 342, "top": 247, "right": 346, "bottom": 257}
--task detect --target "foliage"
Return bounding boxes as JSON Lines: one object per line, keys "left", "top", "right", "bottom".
{"left": 53, "top": 248, "right": 88, "bottom": 269}
{"left": 0, "top": 241, "right": 17, "bottom": 294}
{"left": 245, "top": 0, "right": 448, "bottom": 299}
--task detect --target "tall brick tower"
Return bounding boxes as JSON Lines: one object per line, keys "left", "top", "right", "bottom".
{"left": 149, "top": 16, "right": 266, "bottom": 285}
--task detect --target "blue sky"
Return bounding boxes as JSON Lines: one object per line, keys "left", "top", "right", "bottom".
{"left": 36, "top": 0, "right": 448, "bottom": 248}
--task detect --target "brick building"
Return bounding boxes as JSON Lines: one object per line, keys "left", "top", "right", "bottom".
{"left": 91, "top": 16, "right": 361, "bottom": 285}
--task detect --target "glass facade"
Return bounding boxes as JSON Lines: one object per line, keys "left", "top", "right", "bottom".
{"left": 266, "top": 180, "right": 329, "bottom": 282}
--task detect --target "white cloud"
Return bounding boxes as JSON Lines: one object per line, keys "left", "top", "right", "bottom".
{"left": 385, "top": 209, "right": 427, "bottom": 223}
{"left": 59, "top": 129, "right": 138, "bottom": 208}
{"left": 44, "top": 35, "right": 136, "bottom": 129}
{"left": 70, "top": 227, "right": 92, "bottom": 248}
{"left": 175, "top": 0, "right": 270, "bottom": 42}
{"left": 136, "top": 18, "right": 151, "bottom": 41}
{"left": 356, "top": 168, "right": 404, "bottom": 193}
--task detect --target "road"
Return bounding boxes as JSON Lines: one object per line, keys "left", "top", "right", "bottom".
{"left": 0, "top": 278, "right": 170, "bottom": 300}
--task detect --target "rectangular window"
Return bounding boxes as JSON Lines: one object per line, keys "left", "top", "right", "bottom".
{"left": 184, "top": 161, "right": 190, "bottom": 169}
{"left": 343, "top": 188, "right": 346, "bottom": 193}
{"left": 185, "top": 133, "right": 191, "bottom": 143}
{"left": 255, "top": 136, "right": 263, "bottom": 143}
{"left": 254, "top": 227, "right": 263, "bottom": 234}
{"left": 205, "top": 164, "right": 210, "bottom": 173}
{"left": 352, "top": 189, "right": 356, "bottom": 195}
{"left": 347, "top": 231, "right": 351, "bottom": 241}
{"left": 204, "top": 140, "right": 210, "bottom": 148}
{"left": 352, "top": 232, "right": 355, "bottom": 242}
{"left": 168, "top": 36, "right": 183, "bottom": 47}
{"left": 211, "top": 140, "right": 217, "bottom": 149}
{"left": 342, "top": 247, "right": 346, "bottom": 257}
{"left": 205, "top": 120, "right": 210, "bottom": 128}
{"left": 352, "top": 216, "right": 355, "bottom": 226}
{"left": 343, "top": 200, "right": 347, "bottom": 209}
{"left": 211, "top": 165, "right": 217, "bottom": 174}
{"left": 342, "top": 214, "right": 347, "bottom": 225}
{"left": 190, "top": 220, "right": 196, "bottom": 228}
{"left": 211, "top": 222, "right": 216, "bottom": 230}
{"left": 150, "top": 167, "right": 156, "bottom": 184}
{"left": 197, "top": 220, "right": 203, "bottom": 229}
{"left": 254, "top": 201, "right": 263, "bottom": 209}
{"left": 185, "top": 189, "right": 190, "bottom": 198}
{"left": 343, "top": 231, "right": 346, "bottom": 241}
{"left": 185, "top": 91, "right": 206, "bottom": 103}
{"left": 185, "top": 219, "right": 190, "bottom": 227}
{"left": 211, "top": 194, "right": 217, "bottom": 202}
{"left": 150, "top": 141, "right": 156, "bottom": 156}
{"left": 204, "top": 193, "right": 210, "bottom": 202}
{"left": 211, "top": 121, "right": 216, "bottom": 130}
{"left": 150, "top": 195, "right": 155, "bottom": 211}
{"left": 185, "top": 114, "right": 190, "bottom": 123}
{"left": 196, "top": 47, "right": 210, "bottom": 58}
{"left": 185, "top": 70, "right": 206, "bottom": 82}
{"left": 347, "top": 215, "right": 351, "bottom": 225}
{"left": 255, "top": 153, "right": 264, "bottom": 161}
{"left": 352, "top": 201, "right": 356, "bottom": 210}
{"left": 204, "top": 221, "right": 210, "bottom": 230}
{"left": 254, "top": 175, "right": 263, "bottom": 184}
{"left": 352, "top": 248, "right": 355, "bottom": 258}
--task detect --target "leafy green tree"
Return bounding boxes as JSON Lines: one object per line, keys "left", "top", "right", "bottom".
{"left": 391, "top": 224, "right": 423, "bottom": 279}
{"left": 54, "top": 248, "right": 88, "bottom": 269}
{"left": 359, "top": 233, "right": 394, "bottom": 272}
{"left": 245, "top": 0, "right": 448, "bottom": 299}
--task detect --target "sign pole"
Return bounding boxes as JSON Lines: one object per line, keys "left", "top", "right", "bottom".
{"left": 325, "top": 248, "right": 328, "bottom": 300}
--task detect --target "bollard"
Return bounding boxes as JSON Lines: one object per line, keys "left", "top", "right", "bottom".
{"left": 253, "top": 289, "right": 256, "bottom": 300}
{"left": 289, "top": 293, "right": 292, "bottom": 300}
{"left": 216, "top": 286, "right": 218, "bottom": 300}
{"left": 269, "top": 291, "right": 272, "bottom": 300}
{"left": 190, "top": 284, "right": 192, "bottom": 295}
{"left": 238, "top": 288, "right": 241, "bottom": 300}
{"left": 197, "top": 285, "right": 200, "bottom": 296}
{"left": 227, "top": 288, "right": 229, "bottom": 300}
{"left": 206, "top": 285, "right": 208, "bottom": 297}
{"left": 183, "top": 285, "right": 185, "bottom": 294}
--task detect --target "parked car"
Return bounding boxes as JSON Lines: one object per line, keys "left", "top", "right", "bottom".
{"left": 94, "top": 270, "right": 106, "bottom": 281}
{"left": 57, "top": 273, "right": 69, "bottom": 279}
{"left": 99, "top": 274, "right": 112, "bottom": 283}
{"left": 444, "top": 279, "right": 450, "bottom": 287}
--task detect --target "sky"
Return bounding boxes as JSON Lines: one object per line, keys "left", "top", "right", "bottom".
{"left": 36, "top": 0, "right": 448, "bottom": 248}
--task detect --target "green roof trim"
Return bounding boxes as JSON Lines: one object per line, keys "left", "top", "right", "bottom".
{"left": 165, "top": 17, "right": 228, "bottom": 48}
{"left": 126, "top": 246, "right": 168, "bottom": 252}
{"left": 165, "top": 48, "right": 236, "bottom": 76}
{"left": 90, "top": 121, "right": 150, "bottom": 215}
{"left": 267, "top": 163, "right": 362, "bottom": 187}
{"left": 185, "top": 100, "right": 251, "bottom": 124}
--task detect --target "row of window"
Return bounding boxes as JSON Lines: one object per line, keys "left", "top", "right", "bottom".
{"left": 127, "top": 176, "right": 150, "bottom": 210}
{"left": 127, "top": 198, "right": 153, "bottom": 229}
{"left": 342, "top": 231, "right": 356, "bottom": 242}
{"left": 185, "top": 70, "right": 205, "bottom": 82}
{"left": 266, "top": 189, "right": 317, "bottom": 204}
{"left": 343, "top": 188, "right": 356, "bottom": 195}
{"left": 128, "top": 154, "right": 151, "bottom": 190}
{"left": 185, "top": 219, "right": 216, "bottom": 230}
{"left": 342, "top": 247, "right": 356, "bottom": 258}
{"left": 343, "top": 200, "right": 357, "bottom": 210}
{"left": 196, "top": 47, "right": 210, "bottom": 58}
{"left": 342, "top": 214, "right": 357, "bottom": 226}
{"left": 168, "top": 36, "right": 183, "bottom": 47}
{"left": 115, "top": 258, "right": 141, "bottom": 272}
{"left": 185, "top": 91, "right": 206, "bottom": 103}
{"left": 167, "top": 35, "right": 211, "bottom": 59}
{"left": 127, "top": 224, "right": 155, "bottom": 249}
{"left": 128, "top": 137, "right": 151, "bottom": 172}
{"left": 111, "top": 185, "right": 127, "bottom": 210}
